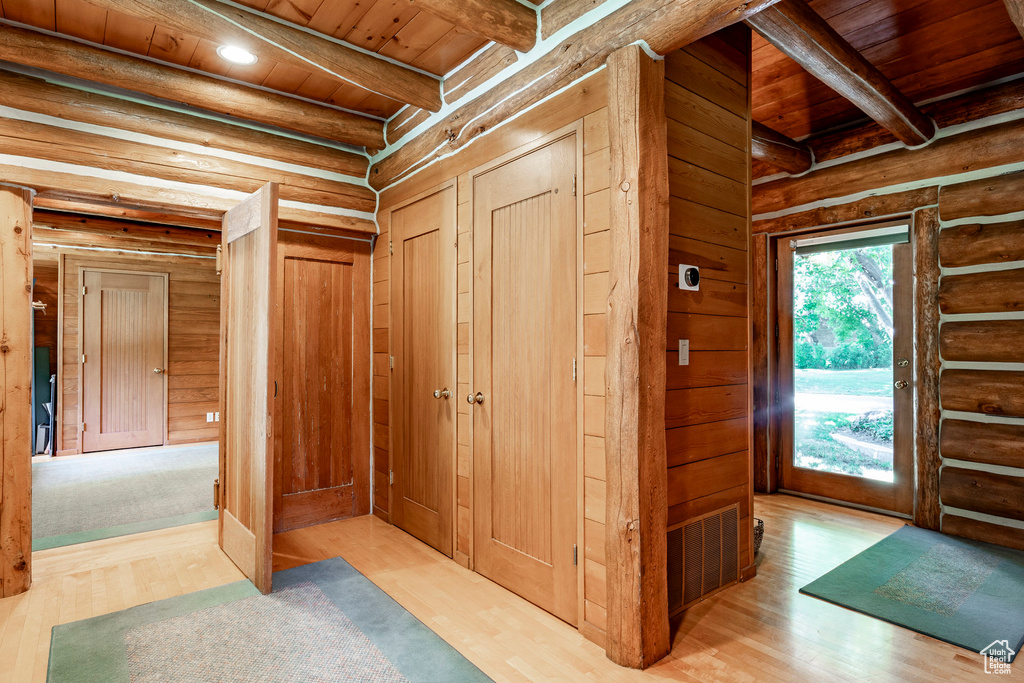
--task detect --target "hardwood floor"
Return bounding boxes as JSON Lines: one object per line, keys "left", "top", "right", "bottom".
{"left": 0, "top": 494, "right": 1010, "bottom": 682}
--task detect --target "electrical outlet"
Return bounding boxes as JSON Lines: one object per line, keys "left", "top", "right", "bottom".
{"left": 206, "top": 412, "right": 214, "bottom": 423}
{"left": 215, "top": 412, "right": 220, "bottom": 422}
{"left": 679, "top": 339, "right": 690, "bottom": 365}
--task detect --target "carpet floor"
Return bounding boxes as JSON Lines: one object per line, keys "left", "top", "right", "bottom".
{"left": 48, "top": 556, "right": 491, "bottom": 682}
{"left": 32, "top": 443, "right": 218, "bottom": 551}
{"left": 801, "top": 525, "right": 1024, "bottom": 662}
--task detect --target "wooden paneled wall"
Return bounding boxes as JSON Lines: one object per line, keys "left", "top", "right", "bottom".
{"left": 752, "top": 104, "right": 1024, "bottom": 548}
{"left": 664, "top": 27, "right": 754, "bottom": 571}
{"left": 374, "top": 72, "right": 611, "bottom": 646}
{"left": 32, "top": 252, "right": 59, "bottom": 376}
{"left": 55, "top": 250, "right": 220, "bottom": 454}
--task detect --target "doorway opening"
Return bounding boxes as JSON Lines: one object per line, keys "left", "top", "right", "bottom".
{"left": 775, "top": 222, "right": 914, "bottom": 516}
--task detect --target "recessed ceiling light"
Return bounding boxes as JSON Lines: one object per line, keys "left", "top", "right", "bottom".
{"left": 217, "top": 45, "right": 258, "bottom": 66}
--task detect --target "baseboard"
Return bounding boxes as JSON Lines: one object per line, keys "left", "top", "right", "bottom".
{"left": 372, "top": 505, "right": 389, "bottom": 523}
{"left": 740, "top": 563, "right": 757, "bottom": 581}
{"left": 453, "top": 550, "right": 471, "bottom": 570}
{"left": 579, "top": 620, "right": 607, "bottom": 649}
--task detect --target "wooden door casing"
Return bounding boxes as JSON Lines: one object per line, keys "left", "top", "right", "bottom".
{"left": 471, "top": 134, "right": 580, "bottom": 625}
{"left": 272, "top": 231, "right": 371, "bottom": 533}
{"left": 80, "top": 269, "right": 167, "bottom": 453}
{"left": 219, "top": 182, "right": 277, "bottom": 594}
{"left": 390, "top": 183, "right": 457, "bottom": 557}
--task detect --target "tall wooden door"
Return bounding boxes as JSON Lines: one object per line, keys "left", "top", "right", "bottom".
{"left": 471, "top": 135, "right": 579, "bottom": 625}
{"left": 391, "top": 184, "right": 457, "bottom": 556}
{"left": 81, "top": 270, "right": 166, "bottom": 453}
{"left": 219, "top": 183, "right": 277, "bottom": 594}
{"left": 272, "top": 232, "right": 371, "bottom": 533}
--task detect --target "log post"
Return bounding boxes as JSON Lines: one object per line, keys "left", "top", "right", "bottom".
{"left": 0, "top": 184, "right": 33, "bottom": 597}
{"left": 914, "top": 207, "right": 941, "bottom": 530}
{"left": 604, "top": 44, "right": 670, "bottom": 669}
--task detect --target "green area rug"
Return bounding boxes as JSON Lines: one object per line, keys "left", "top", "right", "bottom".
{"left": 48, "top": 556, "right": 491, "bottom": 682}
{"left": 801, "top": 525, "right": 1024, "bottom": 662}
{"left": 33, "top": 444, "right": 218, "bottom": 550}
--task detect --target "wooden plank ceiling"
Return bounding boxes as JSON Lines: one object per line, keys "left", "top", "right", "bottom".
{"left": 0, "top": 0, "right": 506, "bottom": 120}
{"left": 753, "top": 0, "right": 1024, "bottom": 141}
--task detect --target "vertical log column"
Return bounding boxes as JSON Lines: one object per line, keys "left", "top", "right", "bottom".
{"left": 604, "top": 44, "right": 671, "bottom": 669}
{"left": 914, "top": 207, "right": 941, "bottom": 530}
{"left": 0, "top": 184, "right": 33, "bottom": 598}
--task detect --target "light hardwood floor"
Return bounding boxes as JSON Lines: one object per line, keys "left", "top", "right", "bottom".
{"left": 0, "top": 494, "right": 1011, "bottom": 682}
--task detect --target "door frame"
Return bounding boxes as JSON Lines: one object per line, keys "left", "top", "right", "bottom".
{"left": 771, "top": 219, "right": 915, "bottom": 516}
{"left": 77, "top": 266, "right": 169, "bottom": 453}
{"left": 465, "top": 122, "right": 585, "bottom": 621}
{"left": 384, "top": 178, "right": 459, "bottom": 556}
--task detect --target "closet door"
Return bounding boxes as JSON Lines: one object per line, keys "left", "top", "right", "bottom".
{"left": 219, "top": 183, "right": 277, "bottom": 594}
{"left": 391, "top": 184, "right": 457, "bottom": 556}
{"left": 272, "top": 232, "right": 371, "bottom": 532}
{"left": 471, "top": 135, "right": 579, "bottom": 625}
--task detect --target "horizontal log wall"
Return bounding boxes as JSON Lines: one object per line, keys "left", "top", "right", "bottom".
{"left": 665, "top": 27, "right": 753, "bottom": 572}
{"left": 752, "top": 102, "right": 1024, "bottom": 546}
{"left": 57, "top": 249, "right": 220, "bottom": 454}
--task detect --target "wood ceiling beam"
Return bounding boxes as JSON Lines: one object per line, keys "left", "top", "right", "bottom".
{"left": 751, "top": 120, "right": 813, "bottom": 174}
{"left": 1005, "top": 0, "right": 1024, "bottom": 40}
{"left": 413, "top": 0, "right": 537, "bottom": 52}
{"left": 747, "top": 0, "right": 935, "bottom": 146}
{"left": 0, "top": 24, "right": 385, "bottom": 149}
{"left": 79, "top": 0, "right": 441, "bottom": 112}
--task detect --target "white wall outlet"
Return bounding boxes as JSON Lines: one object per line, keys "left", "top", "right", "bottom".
{"left": 679, "top": 339, "right": 690, "bottom": 365}
{"left": 215, "top": 412, "right": 220, "bottom": 422}
{"left": 678, "top": 264, "right": 700, "bottom": 291}
{"left": 206, "top": 412, "right": 214, "bottom": 423}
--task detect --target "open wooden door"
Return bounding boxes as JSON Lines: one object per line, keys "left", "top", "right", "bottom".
{"left": 219, "top": 183, "right": 278, "bottom": 594}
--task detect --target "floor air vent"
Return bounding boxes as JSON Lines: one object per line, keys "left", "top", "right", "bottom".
{"left": 667, "top": 504, "right": 740, "bottom": 615}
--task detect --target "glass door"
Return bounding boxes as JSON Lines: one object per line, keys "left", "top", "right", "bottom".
{"left": 776, "top": 223, "right": 914, "bottom": 516}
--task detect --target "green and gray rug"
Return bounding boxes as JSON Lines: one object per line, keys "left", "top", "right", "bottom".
{"left": 33, "top": 444, "right": 218, "bottom": 551}
{"left": 801, "top": 525, "right": 1024, "bottom": 661}
{"left": 48, "top": 556, "right": 491, "bottom": 682}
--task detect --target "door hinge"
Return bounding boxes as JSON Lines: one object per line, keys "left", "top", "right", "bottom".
{"left": 81, "top": 353, "right": 87, "bottom": 364}
{"left": 572, "top": 357, "right": 577, "bottom": 382}
{"left": 775, "top": 258, "right": 778, "bottom": 272}
{"left": 81, "top": 422, "right": 87, "bottom": 432}
{"left": 573, "top": 544, "right": 578, "bottom": 566}
{"left": 213, "top": 478, "right": 220, "bottom": 510}
{"left": 389, "top": 239, "right": 393, "bottom": 255}
{"left": 389, "top": 470, "right": 394, "bottom": 486}
{"left": 389, "top": 355, "right": 394, "bottom": 370}
{"left": 215, "top": 244, "right": 223, "bottom": 276}
{"left": 775, "top": 324, "right": 780, "bottom": 339}
{"left": 81, "top": 285, "right": 87, "bottom": 295}
{"left": 572, "top": 174, "right": 577, "bottom": 197}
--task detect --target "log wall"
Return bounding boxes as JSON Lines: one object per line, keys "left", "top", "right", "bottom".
{"left": 752, "top": 101, "right": 1024, "bottom": 548}
{"left": 664, "top": 27, "right": 754, "bottom": 572}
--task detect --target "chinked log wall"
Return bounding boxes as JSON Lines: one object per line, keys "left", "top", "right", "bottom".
{"left": 752, "top": 107, "right": 1024, "bottom": 549}
{"left": 0, "top": 69, "right": 375, "bottom": 235}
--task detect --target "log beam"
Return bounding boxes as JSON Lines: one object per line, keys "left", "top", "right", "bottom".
{"left": 0, "top": 24, "right": 385, "bottom": 149}
{"left": 914, "top": 207, "right": 941, "bottom": 531}
{"left": 747, "top": 0, "right": 935, "bottom": 146}
{"left": 751, "top": 121, "right": 813, "bottom": 174}
{"left": 605, "top": 44, "right": 670, "bottom": 670}
{"left": 1005, "top": 0, "right": 1024, "bottom": 40}
{"left": 414, "top": 0, "right": 537, "bottom": 52}
{"left": 0, "top": 185, "right": 33, "bottom": 598}
{"left": 77, "top": 0, "right": 441, "bottom": 111}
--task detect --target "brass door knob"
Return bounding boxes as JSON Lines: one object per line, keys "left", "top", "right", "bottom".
{"left": 434, "top": 388, "right": 451, "bottom": 399}
{"left": 894, "top": 380, "right": 908, "bottom": 389}
{"left": 153, "top": 368, "right": 164, "bottom": 374}
{"left": 468, "top": 392, "right": 484, "bottom": 404}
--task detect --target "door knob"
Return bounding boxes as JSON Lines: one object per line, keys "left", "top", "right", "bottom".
{"left": 894, "top": 380, "right": 908, "bottom": 389}
{"left": 153, "top": 368, "right": 164, "bottom": 374}
{"left": 434, "top": 388, "right": 451, "bottom": 399}
{"left": 467, "top": 392, "right": 484, "bottom": 404}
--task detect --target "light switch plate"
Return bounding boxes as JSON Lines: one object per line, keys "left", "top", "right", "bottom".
{"left": 679, "top": 339, "right": 689, "bottom": 365}
{"left": 206, "top": 412, "right": 214, "bottom": 422}
{"left": 215, "top": 412, "right": 220, "bottom": 422}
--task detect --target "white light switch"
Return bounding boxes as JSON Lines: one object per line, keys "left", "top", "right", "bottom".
{"left": 679, "top": 339, "right": 689, "bottom": 365}
{"left": 215, "top": 412, "right": 220, "bottom": 422}
{"left": 206, "top": 412, "right": 214, "bottom": 422}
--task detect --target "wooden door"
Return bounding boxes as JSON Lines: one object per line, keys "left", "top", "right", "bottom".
{"left": 81, "top": 270, "right": 166, "bottom": 453}
{"left": 472, "top": 135, "right": 579, "bottom": 625}
{"left": 272, "top": 232, "right": 371, "bottom": 533}
{"left": 776, "top": 223, "right": 914, "bottom": 515}
{"left": 219, "top": 183, "right": 277, "bottom": 594}
{"left": 391, "top": 184, "right": 457, "bottom": 556}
